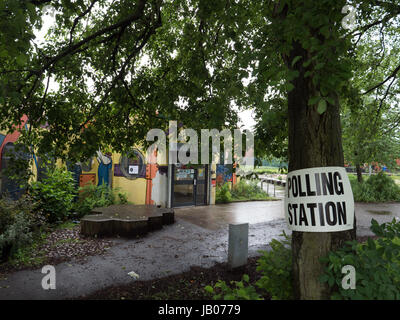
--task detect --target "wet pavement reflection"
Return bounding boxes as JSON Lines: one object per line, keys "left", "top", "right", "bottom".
{"left": 175, "top": 200, "right": 284, "bottom": 230}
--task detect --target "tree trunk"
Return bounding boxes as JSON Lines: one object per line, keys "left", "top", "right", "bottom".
{"left": 286, "top": 41, "right": 357, "bottom": 300}
{"left": 356, "top": 163, "right": 363, "bottom": 183}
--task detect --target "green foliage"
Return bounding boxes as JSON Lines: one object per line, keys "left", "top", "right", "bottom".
{"left": 256, "top": 231, "right": 293, "bottom": 300}
{"left": 215, "top": 183, "right": 232, "bottom": 203}
{"left": 216, "top": 179, "right": 272, "bottom": 203}
{"left": 253, "top": 166, "right": 288, "bottom": 175}
{"left": 205, "top": 232, "right": 293, "bottom": 300}
{"left": 231, "top": 179, "right": 271, "bottom": 200}
{"left": 0, "top": 196, "right": 39, "bottom": 262}
{"left": 29, "top": 167, "right": 76, "bottom": 223}
{"left": 73, "top": 184, "right": 129, "bottom": 217}
{"left": 1, "top": 144, "right": 33, "bottom": 193}
{"left": 320, "top": 218, "right": 400, "bottom": 300}
{"left": 350, "top": 172, "right": 400, "bottom": 202}
{"left": 204, "top": 274, "right": 262, "bottom": 300}
{"left": 253, "top": 97, "right": 288, "bottom": 161}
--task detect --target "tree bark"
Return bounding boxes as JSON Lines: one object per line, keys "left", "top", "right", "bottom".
{"left": 286, "top": 41, "right": 357, "bottom": 300}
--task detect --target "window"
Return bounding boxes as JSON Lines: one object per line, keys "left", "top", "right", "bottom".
{"left": 119, "top": 149, "right": 146, "bottom": 179}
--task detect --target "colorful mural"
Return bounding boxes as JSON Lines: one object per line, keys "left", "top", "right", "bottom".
{"left": 96, "top": 151, "right": 112, "bottom": 186}
{"left": 216, "top": 164, "right": 233, "bottom": 185}
{"left": 0, "top": 117, "right": 220, "bottom": 207}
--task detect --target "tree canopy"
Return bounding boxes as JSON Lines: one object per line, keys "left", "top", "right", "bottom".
{"left": 0, "top": 0, "right": 400, "bottom": 163}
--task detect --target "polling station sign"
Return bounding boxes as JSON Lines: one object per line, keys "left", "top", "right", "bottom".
{"left": 284, "top": 167, "right": 354, "bottom": 232}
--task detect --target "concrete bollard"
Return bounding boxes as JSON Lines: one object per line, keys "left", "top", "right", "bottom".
{"left": 228, "top": 223, "right": 249, "bottom": 269}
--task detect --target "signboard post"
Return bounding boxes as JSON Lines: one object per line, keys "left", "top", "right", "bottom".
{"left": 284, "top": 167, "right": 354, "bottom": 232}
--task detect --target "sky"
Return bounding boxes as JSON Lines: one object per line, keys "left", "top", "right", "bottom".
{"left": 35, "top": 7, "right": 256, "bottom": 132}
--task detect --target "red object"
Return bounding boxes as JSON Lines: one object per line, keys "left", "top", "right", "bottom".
{"left": 0, "top": 115, "right": 28, "bottom": 169}
{"left": 79, "top": 174, "right": 96, "bottom": 188}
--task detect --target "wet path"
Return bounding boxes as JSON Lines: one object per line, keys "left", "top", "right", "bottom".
{"left": 175, "top": 201, "right": 284, "bottom": 230}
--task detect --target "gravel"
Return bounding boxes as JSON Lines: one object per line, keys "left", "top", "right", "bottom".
{"left": 0, "top": 224, "right": 115, "bottom": 275}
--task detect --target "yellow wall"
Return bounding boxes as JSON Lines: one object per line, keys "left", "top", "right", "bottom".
{"left": 112, "top": 175, "right": 147, "bottom": 205}
{"left": 78, "top": 151, "right": 147, "bottom": 205}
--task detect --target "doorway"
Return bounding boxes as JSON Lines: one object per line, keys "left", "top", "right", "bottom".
{"left": 172, "top": 164, "right": 208, "bottom": 207}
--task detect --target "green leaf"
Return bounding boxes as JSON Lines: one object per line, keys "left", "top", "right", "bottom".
{"left": 317, "top": 99, "right": 327, "bottom": 114}
{"left": 325, "top": 97, "right": 335, "bottom": 105}
{"left": 204, "top": 285, "right": 214, "bottom": 294}
{"left": 291, "top": 56, "right": 302, "bottom": 67}
{"left": 308, "top": 96, "right": 320, "bottom": 106}
{"left": 16, "top": 54, "right": 27, "bottom": 66}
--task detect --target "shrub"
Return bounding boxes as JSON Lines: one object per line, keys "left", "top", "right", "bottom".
{"left": 205, "top": 232, "right": 293, "bottom": 300}
{"left": 216, "top": 180, "right": 271, "bottom": 203}
{"left": 73, "top": 184, "right": 129, "bottom": 217}
{"left": 256, "top": 231, "right": 293, "bottom": 300}
{"left": 350, "top": 172, "right": 400, "bottom": 202}
{"left": 29, "top": 167, "right": 76, "bottom": 223}
{"left": 0, "top": 196, "right": 37, "bottom": 262}
{"left": 205, "top": 275, "right": 262, "bottom": 300}
{"left": 215, "top": 183, "right": 232, "bottom": 203}
{"left": 231, "top": 179, "right": 266, "bottom": 199}
{"left": 320, "top": 218, "right": 400, "bottom": 300}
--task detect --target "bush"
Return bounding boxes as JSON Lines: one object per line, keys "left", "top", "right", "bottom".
{"left": 256, "top": 231, "right": 293, "bottom": 300}
{"left": 29, "top": 167, "right": 76, "bottom": 223}
{"left": 73, "top": 184, "right": 129, "bottom": 217}
{"left": 231, "top": 179, "right": 268, "bottom": 199}
{"left": 216, "top": 180, "right": 271, "bottom": 203}
{"left": 205, "top": 232, "right": 293, "bottom": 300}
{"left": 320, "top": 218, "right": 400, "bottom": 300}
{"left": 350, "top": 172, "right": 400, "bottom": 202}
{"left": 215, "top": 183, "right": 232, "bottom": 203}
{"left": 0, "top": 196, "right": 38, "bottom": 262}
{"left": 205, "top": 275, "right": 262, "bottom": 300}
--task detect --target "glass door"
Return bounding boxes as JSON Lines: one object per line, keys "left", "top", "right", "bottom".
{"left": 172, "top": 165, "right": 195, "bottom": 207}
{"left": 195, "top": 166, "right": 207, "bottom": 205}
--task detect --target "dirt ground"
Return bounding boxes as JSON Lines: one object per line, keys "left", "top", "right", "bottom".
{"left": 79, "top": 256, "right": 269, "bottom": 300}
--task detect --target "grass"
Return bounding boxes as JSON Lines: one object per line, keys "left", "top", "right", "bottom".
{"left": 223, "top": 193, "right": 278, "bottom": 203}
{"left": 253, "top": 166, "right": 287, "bottom": 175}
{"left": 216, "top": 179, "right": 278, "bottom": 204}
{"left": 53, "top": 238, "right": 83, "bottom": 246}
{"left": 56, "top": 221, "right": 77, "bottom": 230}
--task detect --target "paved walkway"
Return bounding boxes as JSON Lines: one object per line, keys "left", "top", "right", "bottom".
{"left": 175, "top": 200, "right": 284, "bottom": 230}
{"left": 0, "top": 200, "right": 399, "bottom": 299}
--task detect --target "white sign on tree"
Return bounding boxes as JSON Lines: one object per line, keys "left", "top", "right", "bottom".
{"left": 284, "top": 167, "right": 354, "bottom": 232}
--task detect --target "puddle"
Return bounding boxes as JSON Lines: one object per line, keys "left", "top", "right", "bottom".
{"left": 366, "top": 210, "right": 392, "bottom": 215}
